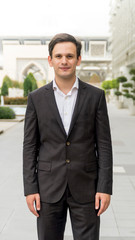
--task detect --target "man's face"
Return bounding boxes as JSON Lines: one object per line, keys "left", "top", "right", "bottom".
{"left": 48, "top": 42, "right": 81, "bottom": 80}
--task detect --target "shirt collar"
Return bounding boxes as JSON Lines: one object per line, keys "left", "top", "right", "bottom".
{"left": 53, "top": 77, "right": 79, "bottom": 92}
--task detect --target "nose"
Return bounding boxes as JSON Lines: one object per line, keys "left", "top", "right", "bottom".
{"left": 61, "top": 56, "right": 67, "bottom": 65}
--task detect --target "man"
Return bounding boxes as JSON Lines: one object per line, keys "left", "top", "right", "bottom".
{"left": 23, "top": 33, "right": 113, "bottom": 240}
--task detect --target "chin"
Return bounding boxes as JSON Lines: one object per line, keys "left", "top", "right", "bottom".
{"left": 59, "top": 72, "right": 75, "bottom": 79}
{"left": 61, "top": 74, "right": 73, "bottom": 79}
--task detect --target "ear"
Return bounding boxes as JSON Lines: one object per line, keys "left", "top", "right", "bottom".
{"left": 48, "top": 56, "right": 53, "bottom": 67}
{"left": 77, "top": 56, "right": 81, "bottom": 66}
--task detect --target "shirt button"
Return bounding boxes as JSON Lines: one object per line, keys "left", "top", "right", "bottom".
{"left": 66, "top": 159, "right": 70, "bottom": 163}
{"left": 66, "top": 141, "right": 70, "bottom": 146}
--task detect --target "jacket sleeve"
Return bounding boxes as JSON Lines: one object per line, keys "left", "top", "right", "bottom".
{"left": 95, "top": 90, "right": 113, "bottom": 195}
{"left": 23, "top": 93, "right": 40, "bottom": 196}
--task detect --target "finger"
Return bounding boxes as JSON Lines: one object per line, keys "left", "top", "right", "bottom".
{"left": 27, "top": 199, "right": 39, "bottom": 217}
{"left": 98, "top": 198, "right": 111, "bottom": 216}
{"left": 36, "top": 195, "right": 41, "bottom": 211}
{"left": 104, "top": 201, "right": 110, "bottom": 212}
{"left": 95, "top": 194, "right": 100, "bottom": 210}
{"left": 97, "top": 201, "right": 105, "bottom": 216}
{"left": 30, "top": 204, "right": 39, "bottom": 217}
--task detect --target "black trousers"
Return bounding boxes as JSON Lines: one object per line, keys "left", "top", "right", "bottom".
{"left": 37, "top": 185, "right": 100, "bottom": 240}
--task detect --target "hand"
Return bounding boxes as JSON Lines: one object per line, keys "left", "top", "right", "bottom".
{"left": 26, "top": 193, "right": 40, "bottom": 217}
{"left": 95, "top": 192, "right": 111, "bottom": 216}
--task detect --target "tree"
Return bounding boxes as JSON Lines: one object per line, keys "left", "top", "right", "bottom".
{"left": 3, "top": 75, "right": 13, "bottom": 88}
{"left": 101, "top": 80, "right": 112, "bottom": 102}
{"left": 1, "top": 81, "right": 8, "bottom": 96}
{"left": 111, "top": 79, "right": 119, "bottom": 90}
{"left": 2, "top": 75, "right": 23, "bottom": 90}
{"left": 27, "top": 73, "right": 38, "bottom": 91}
{"left": 116, "top": 76, "right": 127, "bottom": 84}
{"left": 101, "top": 80, "right": 112, "bottom": 91}
{"left": 129, "top": 68, "right": 135, "bottom": 76}
{"left": 129, "top": 69, "right": 135, "bottom": 105}
{"left": 114, "top": 76, "right": 127, "bottom": 101}
{"left": 23, "top": 73, "right": 38, "bottom": 97}
{"left": 23, "top": 76, "right": 32, "bottom": 97}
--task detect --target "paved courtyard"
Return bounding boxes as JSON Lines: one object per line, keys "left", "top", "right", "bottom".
{"left": 0, "top": 102, "right": 135, "bottom": 240}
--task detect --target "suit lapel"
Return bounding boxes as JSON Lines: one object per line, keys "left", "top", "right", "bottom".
{"left": 44, "top": 79, "right": 86, "bottom": 139}
{"left": 44, "top": 81, "right": 67, "bottom": 137}
{"left": 67, "top": 79, "right": 86, "bottom": 139}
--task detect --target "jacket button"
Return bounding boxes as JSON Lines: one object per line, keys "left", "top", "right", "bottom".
{"left": 66, "top": 141, "right": 70, "bottom": 146}
{"left": 66, "top": 159, "right": 70, "bottom": 163}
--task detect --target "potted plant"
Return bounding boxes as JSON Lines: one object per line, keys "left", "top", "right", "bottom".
{"left": 122, "top": 83, "right": 133, "bottom": 108}
{"left": 115, "top": 76, "right": 127, "bottom": 108}
{"left": 128, "top": 69, "right": 135, "bottom": 115}
{"left": 114, "top": 91, "right": 123, "bottom": 108}
{"left": 101, "top": 80, "right": 112, "bottom": 103}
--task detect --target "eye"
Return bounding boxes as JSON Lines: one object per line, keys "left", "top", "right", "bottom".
{"left": 67, "top": 55, "right": 73, "bottom": 59}
{"left": 55, "top": 55, "right": 61, "bottom": 58}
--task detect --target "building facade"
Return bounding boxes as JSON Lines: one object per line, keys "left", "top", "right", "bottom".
{"left": 110, "top": 0, "right": 135, "bottom": 79}
{"left": 0, "top": 36, "right": 112, "bottom": 87}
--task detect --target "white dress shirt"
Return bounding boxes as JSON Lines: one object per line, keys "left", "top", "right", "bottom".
{"left": 53, "top": 77, "right": 79, "bottom": 135}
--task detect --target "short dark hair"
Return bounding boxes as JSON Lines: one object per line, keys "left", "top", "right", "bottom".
{"left": 49, "top": 33, "right": 82, "bottom": 59}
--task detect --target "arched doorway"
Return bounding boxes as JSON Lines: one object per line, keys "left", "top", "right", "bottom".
{"left": 20, "top": 61, "right": 47, "bottom": 87}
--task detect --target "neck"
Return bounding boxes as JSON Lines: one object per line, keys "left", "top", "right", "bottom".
{"left": 55, "top": 76, "right": 76, "bottom": 95}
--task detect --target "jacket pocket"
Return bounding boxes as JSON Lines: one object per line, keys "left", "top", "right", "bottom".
{"left": 38, "top": 161, "right": 51, "bottom": 172}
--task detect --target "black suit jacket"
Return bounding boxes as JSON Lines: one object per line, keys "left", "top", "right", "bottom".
{"left": 23, "top": 79, "right": 113, "bottom": 203}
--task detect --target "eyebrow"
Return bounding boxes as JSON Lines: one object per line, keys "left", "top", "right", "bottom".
{"left": 54, "top": 53, "right": 75, "bottom": 56}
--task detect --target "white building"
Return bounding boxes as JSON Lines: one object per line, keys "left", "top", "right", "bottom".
{"left": 0, "top": 36, "right": 112, "bottom": 88}
{"left": 110, "top": 0, "right": 135, "bottom": 79}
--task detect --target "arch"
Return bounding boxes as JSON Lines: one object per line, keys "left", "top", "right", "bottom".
{"left": 77, "top": 61, "right": 108, "bottom": 83}
{"left": 89, "top": 72, "right": 100, "bottom": 84}
{"left": 77, "top": 63, "right": 102, "bottom": 83}
{"left": 20, "top": 61, "right": 47, "bottom": 82}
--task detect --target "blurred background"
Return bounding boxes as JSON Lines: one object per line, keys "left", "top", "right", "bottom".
{"left": 0, "top": 0, "right": 135, "bottom": 240}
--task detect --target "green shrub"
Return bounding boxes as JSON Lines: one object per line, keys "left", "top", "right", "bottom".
{"left": 3, "top": 75, "right": 13, "bottom": 88}
{"left": 131, "top": 89, "right": 135, "bottom": 94}
{"left": 131, "top": 76, "right": 135, "bottom": 82}
{"left": 116, "top": 76, "right": 127, "bottom": 83}
{"left": 122, "top": 83, "right": 133, "bottom": 88}
{"left": 129, "top": 69, "right": 135, "bottom": 75}
{"left": 123, "top": 93, "right": 135, "bottom": 103}
{"left": 23, "top": 73, "right": 38, "bottom": 97}
{"left": 114, "top": 91, "right": 122, "bottom": 96}
{"left": 0, "top": 107, "right": 16, "bottom": 119}
{"left": 4, "top": 97, "right": 27, "bottom": 105}
{"left": 1, "top": 81, "right": 8, "bottom": 96}
{"left": 111, "top": 79, "right": 119, "bottom": 89}
{"left": 122, "top": 89, "right": 129, "bottom": 93}
{"left": 123, "top": 93, "right": 132, "bottom": 98}
{"left": 101, "top": 80, "right": 112, "bottom": 90}
{"left": 23, "top": 76, "right": 32, "bottom": 97}
{"left": 2, "top": 75, "right": 23, "bottom": 91}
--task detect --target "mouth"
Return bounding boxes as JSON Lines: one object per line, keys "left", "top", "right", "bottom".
{"left": 59, "top": 67, "right": 70, "bottom": 71}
